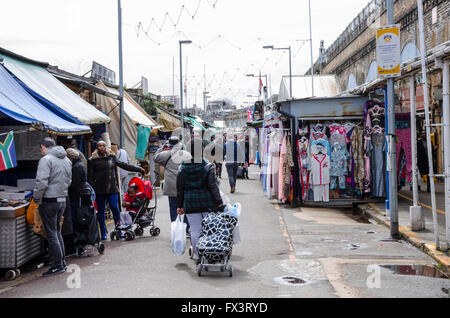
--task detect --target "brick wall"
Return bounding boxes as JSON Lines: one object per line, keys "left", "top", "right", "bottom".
{"left": 320, "top": 0, "right": 449, "bottom": 91}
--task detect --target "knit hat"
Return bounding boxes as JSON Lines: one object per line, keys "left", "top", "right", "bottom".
{"left": 168, "top": 136, "right": 179, "bottom": 147}
{"left": 66, "top": 148, "right": 81, "bottom": 160}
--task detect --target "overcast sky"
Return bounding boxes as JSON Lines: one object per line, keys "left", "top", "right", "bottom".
{"left": 1, "top": 0, "right": 371, "bottom": 107}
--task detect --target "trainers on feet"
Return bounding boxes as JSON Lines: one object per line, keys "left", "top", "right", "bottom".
{"left": 42, "top": 265, "right": 66, "bottom": 277}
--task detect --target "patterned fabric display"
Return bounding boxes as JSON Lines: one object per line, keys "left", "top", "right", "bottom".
{"left": 197, "top": 213, "right": 238, "bottom": 263}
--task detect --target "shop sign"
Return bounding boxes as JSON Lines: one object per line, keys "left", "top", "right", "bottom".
{"left": 376, "top": 25, "right": 401, "bottom": 78}
{"left": 92, "top": 61, "right": 116, "bottom": 85}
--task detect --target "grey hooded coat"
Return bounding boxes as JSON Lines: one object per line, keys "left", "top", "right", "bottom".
{"left": 34, "top": 146, "right": 72, "bottom": 204}
{"left": 154, "top": 144, "right": 191, "bottom": 198}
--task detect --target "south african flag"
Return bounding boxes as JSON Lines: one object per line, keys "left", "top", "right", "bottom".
{"left": 0, "top": 131, "right": 17, "bottom": 172}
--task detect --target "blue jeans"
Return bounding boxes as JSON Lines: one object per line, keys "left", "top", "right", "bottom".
{"left": 169, "top": 196, "right": 190, "bottom": 231}
{"left": 96, "top": 193, "right": 121, "bottom": 237}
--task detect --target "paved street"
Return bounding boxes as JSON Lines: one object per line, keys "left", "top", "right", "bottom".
{"left": 0, "top": 166, "right": 448, "bottom": 298}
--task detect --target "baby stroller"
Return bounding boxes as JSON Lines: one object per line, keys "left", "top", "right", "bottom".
{"left": 195, "top": 211, "right": 238, "bottom": 277}
{"left": 110, "top": 177, "right": 160, "bottom": 241}
{"left": 73, "top": 183, "right": 105, "bottom": 256}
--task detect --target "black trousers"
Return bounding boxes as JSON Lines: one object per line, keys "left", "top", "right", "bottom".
{"left": 40, "top": 201, "right": 66, "bottom": 267}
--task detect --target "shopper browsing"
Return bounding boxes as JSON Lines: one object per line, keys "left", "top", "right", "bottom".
{"left": 34, "top": 138, "right": 72, "bottom": 276}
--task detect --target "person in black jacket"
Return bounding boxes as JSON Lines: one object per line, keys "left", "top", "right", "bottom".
{"left": 88, "top": 140, "right": 145, "bottom": 240}
{"left": 177, "top": 140, "right": 224, "bottom": 262}
{"left": 66, "top": 148, "right": 87, "bottom": 255}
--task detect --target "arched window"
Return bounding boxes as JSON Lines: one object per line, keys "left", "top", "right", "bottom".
{"left": 366, "top": 61, "right": 378, "bottom": 83}
{"left": 401, "top": 42, "right": 420, "bottom": 64}
{"left": 346, "top": 73, "right": 357, "bottom": 91}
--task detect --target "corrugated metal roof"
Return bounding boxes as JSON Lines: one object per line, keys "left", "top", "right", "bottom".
{"left": 278, "top": 75, "right": 340, "bottom": 101}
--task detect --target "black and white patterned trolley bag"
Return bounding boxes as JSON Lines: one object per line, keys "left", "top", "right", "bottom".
{"left": 197, "top": 212, "right": 238, "bottom": 263}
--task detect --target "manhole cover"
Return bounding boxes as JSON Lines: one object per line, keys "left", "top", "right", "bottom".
{"left": 282, "top": 276, "right": 306, "bottom": 284}
{"left": 273, "top": 276, "right": 310, "bottom": 286}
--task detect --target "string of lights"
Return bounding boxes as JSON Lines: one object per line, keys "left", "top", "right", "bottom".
{"left": 135, "top": 0, "right": 219, "bottom": 37}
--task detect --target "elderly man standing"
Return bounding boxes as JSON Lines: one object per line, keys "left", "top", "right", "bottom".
{"left": 154, "top": 136, "right": 191, "bottom": 230}
{"left": 34, "top": 138, "right": 72, "bottom": 276}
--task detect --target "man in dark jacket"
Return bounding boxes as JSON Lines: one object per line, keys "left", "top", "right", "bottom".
{"left": 177, "top": 140, "right": 223, "bottom": 261}
{"left": 88, "top": 140, "right": 145, "bottom": 240}
{"left": 34, "top": 138, "right": 72, "bottom": 276}
{"left": 223, "top": 135, "right": 245, "bottom": 193}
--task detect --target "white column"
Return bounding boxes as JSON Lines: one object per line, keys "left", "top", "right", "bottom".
{"left": 417, "top": 0, "right": 439, "bottom": 248}
{"left": 409, "top": 76, "right": 425, "bottom": 230}
{"left": 443, "top": 59, "right": 450, "bottom": 247}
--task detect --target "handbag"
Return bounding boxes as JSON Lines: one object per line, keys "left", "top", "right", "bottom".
{"left": 26, "top": 199, "right": 38, "bottom": 225}
{"left": 33, "top": 206, "right": 46, "bottom": 238}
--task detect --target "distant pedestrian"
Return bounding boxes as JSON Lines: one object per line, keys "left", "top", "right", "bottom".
{"left": 243, "top": 135, "right": 250, "bottom": 179}
{"left": 88, "top": 140, "right": 145, "bottom": 240}
{"left": 112, "top": 143, "right": 130, "bottom": 196}
{"left": 177, "top": 139, "right": 224, "bottom": 262}
{"left": 154, "top": 136, "right": 191, "bottom": 229}
{"left": 204, "top": 135, "right": 223, "bottom": 179}
{"left": 223, "top": 134, "right": 245, "bottom": 193}
{"left": 34, "top": 138, "right": 72, "bottom": 276}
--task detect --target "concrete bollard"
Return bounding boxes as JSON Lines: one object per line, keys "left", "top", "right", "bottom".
{"left": 410, "top": 206, "right": 425, "bottom": 231}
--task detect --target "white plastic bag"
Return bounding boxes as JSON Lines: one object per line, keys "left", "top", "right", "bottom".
{"left": 220, "top": 190, "right": 231, "bottom": 206}
{"left": 231, "top": 203, "right": 242, "bottom": 219}
{"left": 171, "top": 215, "right": 187, "bottom": 255}
{"left": 233, "top": 224, "right": 241, "bottom": 244}
{"left": 223, "top": 202, "right": 242, "bottom": 219}
{"left": 119, "top": 211, "right": 133, "bottom": 229}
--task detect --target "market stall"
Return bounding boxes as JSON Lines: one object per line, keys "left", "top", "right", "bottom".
{"left": 262, "top": 95, "right": 389, "bottom": 207}
{"left": 0, "top": 58, "right": 92, "bottom": 280}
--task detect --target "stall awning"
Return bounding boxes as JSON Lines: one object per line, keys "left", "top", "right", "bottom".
{"left": 0, "top": 64, "right": 91, "bottom": 135}
{"left": 0, "top": 49, "right": 110, "bottom": 125}
{"left": 156, "top": 106, "right": 181, "bottom": 131}
{"left": 279, "top": 75, "right": 340, "bottom": 102}
{"left": 277, "top": 95, "right": 369, "bottom": 119}
{"left": 186, "top": 116, "right": 206, "bottom": 131}
{"left": 104, "top": 85, "right": 159, "bottom": 128}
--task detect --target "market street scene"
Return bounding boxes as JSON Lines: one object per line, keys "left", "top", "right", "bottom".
{"left": 0, "top": 0, "right": 449, "bottom": 300}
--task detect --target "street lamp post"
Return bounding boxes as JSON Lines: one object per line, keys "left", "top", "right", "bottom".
{"left": 179, "top": 40, "right": 192, "bottom": 140}
{"left": 308, "top": 0, "right": 315, "bottom": 96}
{"left": 117, "top": 0, "right": 124, "bottom": 148}
{"left": 264, "top": 45, "right": 292, "bottom": 99}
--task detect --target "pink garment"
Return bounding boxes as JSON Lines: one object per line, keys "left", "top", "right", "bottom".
{"left": 279, "top": 136, "right": 287, "bottom": 202}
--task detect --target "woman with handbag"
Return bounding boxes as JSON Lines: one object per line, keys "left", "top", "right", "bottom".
{"left": 176, "top": 139, "right": 224, "bottom": 262}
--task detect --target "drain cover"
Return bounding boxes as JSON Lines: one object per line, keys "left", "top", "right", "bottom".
{"left": 274, "top": 276, "right": 310, "bottom": 286}
{"left": 283, "top": 276, "right": 306, "bottom": 284}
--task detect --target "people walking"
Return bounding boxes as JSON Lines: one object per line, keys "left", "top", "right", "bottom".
{"left": 154, "top": 136, "right": 191, "bottom": 229}
{"left": 112, "top": 143, "right": 131, "bottom": 196}
{"left": 66, "top": 148, "right": 87, "bottom": 255}
{"left": 33, "top": 138, "right": 72, "bottom": 276}
{"left": 223, "top": 134, "right": 245, "bottom": 193}
{"left": 205, "top": 135, "right": 223, "bottom": 179}
{"left": 176, "top": 140, "right": 224, "bottom": 262}
{"left": 243, "top": 135, "right": 250, "bottom": 179}
{"left": 88, "top": 140, "right": 145, "bottom": 240}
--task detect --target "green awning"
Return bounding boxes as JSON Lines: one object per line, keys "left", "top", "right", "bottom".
{"left": 185, "top": 116, "right": 206, "bottom": 131}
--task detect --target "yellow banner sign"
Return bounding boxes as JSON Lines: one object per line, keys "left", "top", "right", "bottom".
{"left": 376, "top": 25, "right": 401, "bottom": 78}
